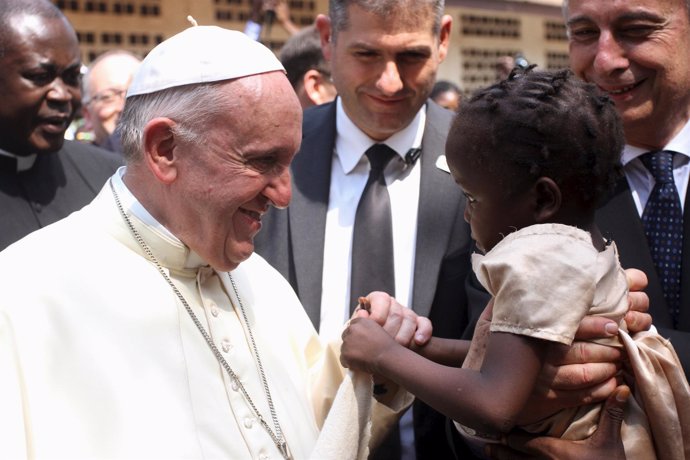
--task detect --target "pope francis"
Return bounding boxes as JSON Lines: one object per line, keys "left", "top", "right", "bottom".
{"left": 0, "top": 23, "right": 424, "bottom": 459}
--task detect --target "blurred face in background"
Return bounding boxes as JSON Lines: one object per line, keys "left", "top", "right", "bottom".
{"left": 82, "top": 52, "right": 141, "bottom": 146}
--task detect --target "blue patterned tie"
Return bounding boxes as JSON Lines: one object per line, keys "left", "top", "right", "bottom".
{"left": 641, "top": 151, "right": 683, "bottom": 326}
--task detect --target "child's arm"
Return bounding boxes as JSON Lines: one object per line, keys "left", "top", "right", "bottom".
{"left": 341, "top": 317, "right": 549, "bottom": 435}
{"left": 356, "top": 296, "right": 471, "bottom": 367}
{"left": 412, "top": 337, "right": 470, "bottom": 367}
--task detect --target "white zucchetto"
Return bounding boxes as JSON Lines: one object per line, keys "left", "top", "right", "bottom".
{"left": 127, "top": 26, "right": 284, "bottom": 97}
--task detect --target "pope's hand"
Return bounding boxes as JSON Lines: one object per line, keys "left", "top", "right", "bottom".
{"left": 353, "top": 291, "right": 432, "bottom": 347}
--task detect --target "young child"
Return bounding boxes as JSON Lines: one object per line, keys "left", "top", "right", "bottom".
{"left": 341, "top": 68, "right": 690, "bottom": 459}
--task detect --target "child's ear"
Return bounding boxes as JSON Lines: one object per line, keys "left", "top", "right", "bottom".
{"left": 533, "top": 177, "right": 561, "bottom": 222}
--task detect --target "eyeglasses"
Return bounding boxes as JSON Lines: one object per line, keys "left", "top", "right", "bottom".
{"left": 85, "top": 87, "right": 126, "bottom": 106}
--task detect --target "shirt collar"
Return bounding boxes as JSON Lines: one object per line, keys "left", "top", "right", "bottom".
{"left": 0, "top": 148, "right": 37, "bottom": 172}
{"left": 622, "top": 118, "right": 690, "bottom": 165}
{"left": 112, "top": 166, "right": 207, "bottom": 269}
{"left": 334, "top": 97, "right": 426, "bottom": 174}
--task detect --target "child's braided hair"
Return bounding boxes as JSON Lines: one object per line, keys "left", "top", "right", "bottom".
{"left": 446, "top": 66, "right": 624, "bottom": 208}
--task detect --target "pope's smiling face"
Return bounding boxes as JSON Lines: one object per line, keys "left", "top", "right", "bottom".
{"left": 169, "top": 73, "right": 302, "bottom": 271}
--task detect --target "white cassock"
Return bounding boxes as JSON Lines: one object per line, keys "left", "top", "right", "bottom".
{"left": 0, "top": 173, "right": 410, "bottom": 459}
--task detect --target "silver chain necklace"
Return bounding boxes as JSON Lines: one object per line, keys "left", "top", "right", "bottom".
{"left": 110, "top": 181, "right": 291, "bottom": 460}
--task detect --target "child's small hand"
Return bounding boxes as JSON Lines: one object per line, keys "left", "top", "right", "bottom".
{"left": 340, "top": 317, "right": 398, "bottom": 374}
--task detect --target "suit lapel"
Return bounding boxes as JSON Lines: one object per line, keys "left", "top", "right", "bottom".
{"left": 412, "top": 102, "right": 463, "bottom": 317}
{"left": 596, "top": 177, "right": 674, "bottom": 327}
{"left": 678, "top": 180, "right": 690, "bottom": 329}
{"left": 287, "top": 102, "right": 337, "bottom": 326}
{"left": 289, "top": 102, "right": 462, "bottom": 321}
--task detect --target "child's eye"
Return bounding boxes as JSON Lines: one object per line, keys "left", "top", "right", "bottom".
{"left": 463, "top": 191, "right": 477, "bottom": 204}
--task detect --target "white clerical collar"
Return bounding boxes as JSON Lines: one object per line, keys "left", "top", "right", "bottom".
{"left": 622, "top": 118, "right": 690, "bottom": 165}
{"left": 335, "top": 96, "right": 426, "bottom": 174}
{"left": 0, "top": 148, "right": 37, "bottom": 172}
{"left": 111, "top": 166, "right": 207, "bottom": 267}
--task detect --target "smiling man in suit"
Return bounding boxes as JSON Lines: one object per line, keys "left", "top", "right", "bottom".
{"left": 564, "top": 0, "right": 690, "bottom": 374}
{"left": 255, "top": 2, "right": 482, "bottom": 457}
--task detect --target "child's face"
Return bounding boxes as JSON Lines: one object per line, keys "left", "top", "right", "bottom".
{"left": 448, "top": 150, "right": 536, "bottom": 253}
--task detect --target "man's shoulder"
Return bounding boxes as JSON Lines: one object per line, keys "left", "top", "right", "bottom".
{"left": 303, "top": 100, "right": 337, "bottom": 125}
{"left": 302, "top": 101, "right": 337, "bottom": 141}
{"left": 296, "top": 102, "right": 338, "bottom": 164}
{"left": 424, "top": 99, "right": 454, "bottom": 133}
{"left": 58, "top": 140, "right": 125, "bottom": 171}
{"left": 55, "top": 140, "right": 124, "bottom": 189}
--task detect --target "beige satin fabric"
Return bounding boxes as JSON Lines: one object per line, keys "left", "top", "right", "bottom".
{"left": 460, "top": 223, "right": 690, "bottom": 459}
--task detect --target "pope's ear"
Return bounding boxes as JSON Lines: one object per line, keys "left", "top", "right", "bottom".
{"left": 533, "top": 176, "right": 561, "bottom": 222}
{"left": 142, "top": 117, "right": 178, "bottom": 184}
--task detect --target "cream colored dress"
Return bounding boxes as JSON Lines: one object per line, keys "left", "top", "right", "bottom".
{"left": 457, "top": 223, "right": 690, "bottom": 460}
{"left": 0, "top": 176, "right": 409, "bottom": 459}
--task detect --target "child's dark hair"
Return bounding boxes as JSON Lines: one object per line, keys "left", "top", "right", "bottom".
{"left": 446, "top": 66, "right": 624, "bottom": 208}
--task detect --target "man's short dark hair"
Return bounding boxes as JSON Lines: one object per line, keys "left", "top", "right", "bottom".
{"left": 279, "top": 25, "right": 329, "bottom": 90}
{"left": 430, "top": 80, "right": 461, "bottom": 100}
{"left": 328, "top": 0, "right": 445, "bottom": 42}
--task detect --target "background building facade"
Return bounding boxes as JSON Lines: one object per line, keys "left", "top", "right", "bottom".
{"left": 54, "top": 0, "right": 567, "bottom": 95}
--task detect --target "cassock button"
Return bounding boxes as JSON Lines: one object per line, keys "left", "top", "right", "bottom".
{"left": 32, "top": 202, "right": 42, "bottom": 212}
{"left": 221, "top": 339, "right": 232, "bottom": 353}
{"left": 211, "top": 307, "right": 220, "bottom": 317}
{"left": 244, "top": 417, "right": 254, "bottom": 429}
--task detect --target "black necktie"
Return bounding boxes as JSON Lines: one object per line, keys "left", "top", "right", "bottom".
{"left": 641, "top": 150, "right": 683, "bottom": 326}
{"left": 350, "top": 144, "right": 397, "bottom": 313}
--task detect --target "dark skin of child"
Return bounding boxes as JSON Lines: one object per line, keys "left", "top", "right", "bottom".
{"left": 342, "top": 150, "right": 643, "bottom": 458}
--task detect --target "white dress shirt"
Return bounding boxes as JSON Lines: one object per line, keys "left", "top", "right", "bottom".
{"left": 319, "top": 98, "right": 425, "bottom": 343}
{"left": 621, "top": 119, "right": 690, "bottom": 214}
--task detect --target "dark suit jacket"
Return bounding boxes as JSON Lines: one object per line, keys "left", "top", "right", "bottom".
{"left": 255, "top": 100, "right": 489, "bottom": 459}
{"left": 596, "top": 177, "right": 690, "bottom": 374}
{"left": 0, "top": 140, "right": 124, "bottom": 251}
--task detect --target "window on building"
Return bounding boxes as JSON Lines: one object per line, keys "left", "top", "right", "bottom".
{"left": 461, "top": 14, "right": 521, "bottom": 39}
{"left": 545, "top": 21, "right": 568, "bottom": 41}
{"left": 546, "top": 51, "right": 570, "bottom": 70}
{"left": 460, "top": 47, "right": 520, "bottom": 94}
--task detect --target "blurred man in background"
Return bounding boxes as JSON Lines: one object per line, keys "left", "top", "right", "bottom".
{"left": 280, "top": 25, "right": 337, "bottom": 109}
{"left": 81, "top": 50, "right": 141, "bottom": 154}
